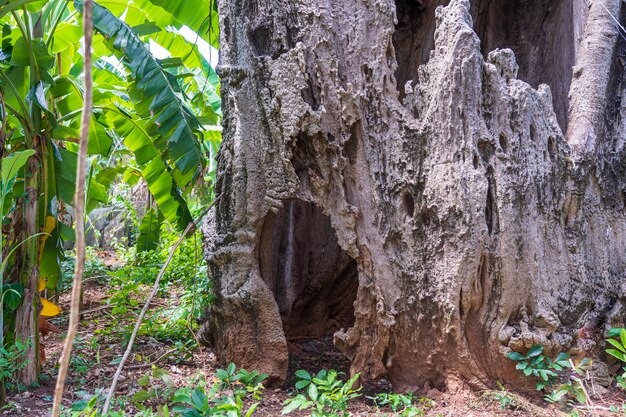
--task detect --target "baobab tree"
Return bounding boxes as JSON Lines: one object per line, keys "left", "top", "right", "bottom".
{"left": 202, "top": 0, "right": 626, "bottom": 390}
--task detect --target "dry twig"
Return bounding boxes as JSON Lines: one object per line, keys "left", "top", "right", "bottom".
{"left": 125, "top": 347, "right": 179, "bottom": 370}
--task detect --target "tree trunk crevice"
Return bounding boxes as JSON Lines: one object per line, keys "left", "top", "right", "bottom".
{"left": 258, "top": 200, "right": 358, "bottom": 340}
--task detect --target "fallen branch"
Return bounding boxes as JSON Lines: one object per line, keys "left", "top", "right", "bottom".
{"left": 124, "top": 347, "right": 179, "bottom": 370}
{"left": 50, "top": 1, "right": 93, "bottom": 415}
{"left": 79, "top": 304, "right": 114, "bottom": 315}
{"left": 101, "top": 195, "right": 221, "bottom": 414}
{"left": 80, "top": 299, "right": 166, "bottom": 316}
{"left": 57, "top": 275, "right": 109, "bottom": 296}
{"left": 574, "top": 405, "right": 613, "bottom": 412}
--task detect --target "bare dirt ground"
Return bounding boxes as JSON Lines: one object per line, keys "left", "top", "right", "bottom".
{"left": 1, "top": 254, "right": 624, "bottom": 417}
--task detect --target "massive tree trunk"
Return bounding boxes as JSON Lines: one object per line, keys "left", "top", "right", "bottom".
{"left": 203, "top": 0, "right": 626, "bottom": 390}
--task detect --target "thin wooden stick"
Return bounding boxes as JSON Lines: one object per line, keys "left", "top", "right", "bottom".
{"left": 79, "top": 299, "right": 165, "bottom": 316}
{"left": 50, "top": 0, "right": 92, "bottom": 415}
{"left": 102, "top": 196, "right": 220, "bottom": 414}
{"left": 574, "top": 405, "right": 613, "bottom": 411}
{"left": 124, "top": 347, "right": 178, "bottom": 370}
{"left": 79, "top": 304, "right": 114, "bottom": 315}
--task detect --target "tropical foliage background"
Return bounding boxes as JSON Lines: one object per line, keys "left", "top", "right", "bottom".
{"left": 0, "top": 0, "right": 220, "bottom": 403}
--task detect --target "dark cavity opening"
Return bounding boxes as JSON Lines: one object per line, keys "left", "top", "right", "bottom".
{"left": 258, "top": 200, "right": 358, "bottom": 341}
{"left": 498, "top": 133, "right": 508, "bottom": 153}
{"left": 484, "top": 167, "right": 499, "bottom": 235}
{"left": 258, "top": 200, "right": 358, "bottom": 379}
{"left": 393, "top": 0, "right": 448, "bottom": 96}
{"left": 547, "top": 136, "right": 556, "bottom": 160}
{"left": 470, "top": 0, "right": 575, "bottom": 131}
{"left": 403, "top": 192, "right": 416, "bottom": 218}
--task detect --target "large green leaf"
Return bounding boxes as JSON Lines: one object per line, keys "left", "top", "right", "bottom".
{"left": 0, "top": 66, "right": 28, "bottom": 123}
{"left": 50, "top": 22, "right": 82, "bottom": 54}
{"left": 57, "top": 220, "right": 75, "bottom": 242}
{"left": 95, "top": 166, "right": 125, "bottom": 188}
{"left": 0, "top": 149, "right": 35, "bottom": 210}
{"left": 147, "top": 29, "right": 204, "bottom": 70}
{"left": 10, "top": 37, "right": 54, "bottom": 69}
{"left": 51, "top": 77, "right": 82, "bottom": 110}
{"left": 135, "top": 0, "right": 219, "bottom": 48}
{"left": 97, "top": 0, "right": 174, "bottom": 27}
{"left": 76, "top": 0, "right": 204, "bottom": 177}
{"left": 1, "top": 149, "right": 35, "bottom": 190}
{"left": 86, "top": 176, "right": 108, "bottom": 213}
{"left": 52, "top": 144, "right": 77, "bottom": 205}
{"left": 25, "top": 0, "right": 47, "bottom": 12}
{"left": 106, "top": 106, "right": 192, "bottom": 227}
{"left": 40, "top": 226, "right": 63, "bottom": 290}
{"left": 0, "top": 0, "right": 44, "bottom": 20}
{"left": 184, "top": 59, "right": 221, "bottom": 124}
{"left": 136, "top": 207, "right": 162, "bottom": 252}
{"left": 2, "top": 283, "right": 24, "bottom": 311}
{"left": 27, "top": 81, "right": 57, "bottom": 128}
{"left": 88, "top": 115, "right": 114, "bottom": 155}
{"left": 50, "top": 146, "right": 109, "bottom": 213}
{"left": 49, "top": 77, "right": 114, "bottom": 155}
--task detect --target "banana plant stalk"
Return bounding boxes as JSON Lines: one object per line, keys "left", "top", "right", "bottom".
{"left": 0, "top": 149, "right": 36, "bottom": 405}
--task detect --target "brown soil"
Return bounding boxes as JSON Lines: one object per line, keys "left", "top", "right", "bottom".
{"left": 1, "top": 253, "right": 624, "bottom": 417}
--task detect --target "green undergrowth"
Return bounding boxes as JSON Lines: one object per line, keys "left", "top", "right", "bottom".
{"left": 504, "top": 329, "right": 626, "bottom": 415}
{"left": 35, "top": 226, "right": 216, "bottom": 395}
{"left": 67, "top": 226, "right": 213, "bottom": 351}
{"left": 58, "top": 363, "right": 265, "bottom": 416}
{"left": 57, "top": 365, "right": 441, "bottom": 417}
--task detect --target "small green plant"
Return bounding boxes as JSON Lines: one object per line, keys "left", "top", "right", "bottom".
{"left": 70, "top": 355, "right": 91, "bottom": 375}
{"left": 132, "top": 366, "right": 176, "bottom": 406}
{"left": 0, "top": 401, "right": 19, "bottom": 414}
{"left": 85, "top": 247, "right": 109, "bottom": 278}
{"left": 172, "top": 385, "right": 258, "bottom": 417}
{"left": 371, "top": 391, "right": 412, "bottom": 412}
{"left": 606, "top": 328, "right": 626, "bottom": 362}
{"left": 62, "top": 388, "right": 127, "bottom": 417}
{"left": 370, "top": 391, "right": 434, "bottom": 416}
{"left": 0, "top": 339, "right": 31, "bottom": 392}
{"left": 282, "top": 370, "right": 361, "bottom": 417}
{"left": 215, "top": 363, "right": 268, "bottom": 400}
{"left": 507, "top": 345, "right": 569, "bottom": 390}
{"left": 64, "top": 392, "right": 101, "bottom": 417}
{"left": 606, "top": 327, "right": 626, "bottom": 390}
{"left": 171, "top": 364, "right": 266, "bottom": 417}
{"left": 483, "top": 381, "right": 519, "bottom": 411}
{"left": 609, "top": 402, "right": 626, "bottom": 415}
{"left": 508, "top": 344, "right": 594, "bottom": 404}
{"left": 543, "top": 358, "right": 592, "bottom": 405}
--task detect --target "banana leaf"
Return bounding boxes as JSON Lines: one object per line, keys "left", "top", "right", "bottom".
{"left": 76, "top": 0, "right": 204, "bottom": 178}
{"left": 136, "top": 207, "right": 162, "bottom": 253}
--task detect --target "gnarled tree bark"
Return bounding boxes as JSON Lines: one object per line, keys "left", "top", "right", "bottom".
{"left": 203, "top": 0, "right": 626, "bottom": 390}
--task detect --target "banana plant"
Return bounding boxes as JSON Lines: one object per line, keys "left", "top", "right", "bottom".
{"left": 0, "top": 149, "right": 34, "bottom": 404}
{"left": 0, "top": 150, "right": 35, "bottom": 349}
{"left": 0, "top": 0, "right": 220, "bottom": 391}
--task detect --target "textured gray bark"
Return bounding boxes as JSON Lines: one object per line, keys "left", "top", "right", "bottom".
{"left": 203, "top": 0, "right": 626, "bottom": 390}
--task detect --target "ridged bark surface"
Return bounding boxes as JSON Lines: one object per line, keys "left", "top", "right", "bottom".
{"left": 203, "top": 0, "right": 626, "bottom": 389}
